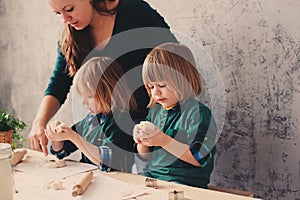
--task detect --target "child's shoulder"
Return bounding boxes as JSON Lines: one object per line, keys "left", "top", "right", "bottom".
{"left": 184, "top": 99, "right": 212, "bottom": 115}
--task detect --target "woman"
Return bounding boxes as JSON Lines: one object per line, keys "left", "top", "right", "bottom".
{"left": 28, "top": 0, "right": 177, "bottom": 155}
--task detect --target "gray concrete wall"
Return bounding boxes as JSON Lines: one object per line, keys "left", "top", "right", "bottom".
{"left": 0, "top": 0, "right": 299, "bottom": 199}
{"left": 0, "top": 0, "right": 73, "bottom": 125}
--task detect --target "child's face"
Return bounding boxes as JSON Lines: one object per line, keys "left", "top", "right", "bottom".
{"left": 81, "top": 97, "right": 100, "bottom": 114}
{"left": 147, "top": 81, "right": 179, "bottom": 108}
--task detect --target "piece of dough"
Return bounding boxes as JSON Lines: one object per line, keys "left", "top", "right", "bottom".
{"left": 138, "top": 121, "right": 160, "bottom": 138}
{"left": 45, "top": 180, "right": 63, "bottom": 190}
{"left": 12, "top": 148, "right": 27, "bottom": 166}
{"left": 139, "top": 121, "right": 156, "bottom": 129}
{"left": 40, "top": 159, "right": 66, "bottom": 168}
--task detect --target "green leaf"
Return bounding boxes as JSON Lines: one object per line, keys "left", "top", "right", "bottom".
{"left": 0, "top": 105, "right": 27, "bottom": 149}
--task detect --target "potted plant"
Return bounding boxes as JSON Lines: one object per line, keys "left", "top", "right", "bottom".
{"left": 0, "top": 106, "right": 26, "bottom": 149}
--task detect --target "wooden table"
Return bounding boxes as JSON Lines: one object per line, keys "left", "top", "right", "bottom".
{"left": 14, "top": 150, "right": 260, "bottom": 200}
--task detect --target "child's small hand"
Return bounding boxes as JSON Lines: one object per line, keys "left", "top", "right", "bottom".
{"left": 133, "top": 124, "right": 142, "bottom": 144}
{"left": 140, "top": 130, "right": 168, "bottom": 147}
{"left": 48, "top": 120, "right": 66, "bottom": 133}
{"left": 136, "top": 122, "right": 168, "bottom": 147}
{"left": 138, "top": 121, "right": 161, "bottom": 138}
{"left": 56, "top": 123, "right": 66, "bottom": 132}
{"left": 45, "top": 121, "right": 73, "bottom": 141}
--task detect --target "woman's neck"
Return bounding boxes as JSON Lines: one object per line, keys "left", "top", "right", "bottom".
{"left": 88, "top": 0, "right": 119, "bottom": 47}
{"left": 90, "top": 11, "right": 116, "bottom": 49}
{"left": 96, "top": 0, "right": 120, "bottom": 12}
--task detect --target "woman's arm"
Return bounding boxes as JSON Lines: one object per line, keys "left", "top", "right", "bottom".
{"left": 27, "top": 95, "right": 60, "bottom": 156}
{"left": 28, "top": 46, "right": 71, "bottom": 155}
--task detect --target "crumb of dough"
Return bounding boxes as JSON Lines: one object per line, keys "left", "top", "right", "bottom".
{"left": 40, "top": 159, "right": 66, "bottom": 168}
{"left": 44, "top": 180, "right": 63, "bottom": 190}
{"left": 45, "top": 180, "right": 55, "bottom": 189}
{"left": 52, "top": 181, "right": 63, "bottom": 190}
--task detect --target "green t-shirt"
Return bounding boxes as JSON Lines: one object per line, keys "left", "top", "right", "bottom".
{"left": 61, "top": 112, "right": 136, "bottom": 172}
{"left": 144, "top": 99, "right": 217, "bottom": 188}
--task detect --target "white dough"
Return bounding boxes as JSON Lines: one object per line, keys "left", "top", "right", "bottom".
{"left": 139, "top": 121, "right": 156, "bottom": 129}
{"left": 40, "top": 159, "right": 66, "bottom": 168}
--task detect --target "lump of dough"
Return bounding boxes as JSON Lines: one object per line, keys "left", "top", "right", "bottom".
{"left": 44, "top": 180, "right": 63, "bottom": 190}
{"left": 40, "top": 159, "right": 66, "bottom": 168}
{"left": 138, "top": 121, "right": 160, "bottom": 138}
{"left": 139, "top": 121, "right": 156, "bottom": 129}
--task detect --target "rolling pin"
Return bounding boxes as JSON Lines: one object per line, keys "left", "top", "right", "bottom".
{"left": 71, "top": 171, "right": 93, "bottom": 197}
{"left": 11, "top": 148, "right": 27, "bottom": 166}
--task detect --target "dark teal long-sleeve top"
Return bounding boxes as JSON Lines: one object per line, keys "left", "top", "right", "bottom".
{"left": 143, "top": 99, "right": 217, "bottom": 188}
{"left": 57, "top": 112, "right": 136, "bottom": 172}
{"left": 45, "top": 0, "right": 177, "bottom": 120}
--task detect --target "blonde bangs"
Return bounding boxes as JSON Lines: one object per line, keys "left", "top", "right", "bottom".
{"left": 143, "top": 42, "right": 203, "bottom": 106}
{"left": 74, "top": 57, "right": 136, "bottom": 113}
{"left": 73, "top": 58, "right": 100, "bottom": 99}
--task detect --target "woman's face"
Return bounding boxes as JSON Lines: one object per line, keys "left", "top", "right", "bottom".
{"left": 47, "top": 0, "right": 94, "bottom": 30}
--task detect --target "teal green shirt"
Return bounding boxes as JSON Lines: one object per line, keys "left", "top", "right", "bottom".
{"left": 60, "top": 112, "right": 136, "bottom": 172}
{"left": 143, "top": 99, "right": 217, "bottom": 188}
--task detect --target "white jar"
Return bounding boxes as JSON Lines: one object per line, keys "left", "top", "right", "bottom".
{"left": 0, "top": 143, "right": 14, "bottom": 200}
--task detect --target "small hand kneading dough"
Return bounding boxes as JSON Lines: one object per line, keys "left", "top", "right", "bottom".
{"left": 138, "top": 121, "right": 160, "bottom": 138}
{"left": 40, "top": 159, "right": 66, "bottom": 168}
{"left": 55, "top": 123, "right": 67, "bottom": 132}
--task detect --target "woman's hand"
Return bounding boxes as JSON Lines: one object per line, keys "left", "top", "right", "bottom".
{"left": 27, "top": 121, "right": 48, "bottom": 156}
{"left": 27, "top": 95, "right": 61, "bottom": 156}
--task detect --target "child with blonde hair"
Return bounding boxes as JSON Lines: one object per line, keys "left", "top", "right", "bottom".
{"left": 134, "top": 42, "right": 217, "bottom": 188}
{"left": 46, "top": 57, "right": 137, "bottom": 172}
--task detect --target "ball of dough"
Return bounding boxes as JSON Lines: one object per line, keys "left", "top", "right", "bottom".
{"left": 138, "top": 121, "right": 160, "bottom": 138}
{"left": 139, "top": 121, "right": 156, "bottom": 129}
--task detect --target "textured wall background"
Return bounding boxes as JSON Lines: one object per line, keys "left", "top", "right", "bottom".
{"left": 0, "top": 0, "right": 299, "bottom": 199}
{"left": 0, "top": 0, "right": 73, "bottom": 125}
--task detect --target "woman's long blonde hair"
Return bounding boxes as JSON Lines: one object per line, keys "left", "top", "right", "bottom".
{"left": 143, "top": 42, "right": 202, "bottom": 107}
{"left": 73, "top": 57, "right": 137, "bottom": 114}
{"left": 61, "top": 0, "right": 119, "bottom": 76}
